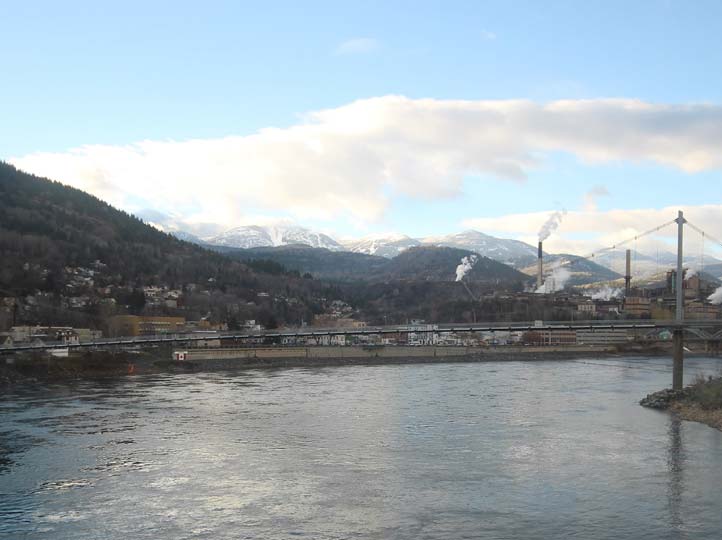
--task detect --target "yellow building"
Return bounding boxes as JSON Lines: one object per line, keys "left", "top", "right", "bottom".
{"left": 109, "top": 315, "right": 186, "bottom": 337}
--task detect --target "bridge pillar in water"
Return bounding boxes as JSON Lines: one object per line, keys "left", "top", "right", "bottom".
{"left": 672, "top": 210, "right": 686, "bottom": 391}
{"left": 673, "top": 329, "right": 684, "bottom": 390}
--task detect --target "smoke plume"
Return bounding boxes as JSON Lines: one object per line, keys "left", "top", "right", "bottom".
{"left": 538, "top": 210, "right": 566, "bottom": 241}
{"left": 708, "top": 285, "right": 722, "bottom": 305}
{"left": 535, "top": 266, "right": 571, "bottom": 293}
{"left": 455, "top": 255, "right": 478, "bottom": 281}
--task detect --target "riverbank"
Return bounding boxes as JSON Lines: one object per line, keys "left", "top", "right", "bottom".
{"left": 0, "top": 342, "right": 692, "bottom": 385}
{"left": 640, "top": 376, "right": 722, "bottom": 431}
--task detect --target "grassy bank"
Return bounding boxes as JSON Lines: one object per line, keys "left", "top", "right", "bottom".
{"left": 673, "top": 377, "right": 722, "bottom": 430}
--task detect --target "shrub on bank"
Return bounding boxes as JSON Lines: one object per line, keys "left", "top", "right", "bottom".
{"left": 689, "top": 375, "right": 722, "bottom": 410}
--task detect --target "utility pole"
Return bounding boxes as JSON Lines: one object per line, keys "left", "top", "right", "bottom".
{"left": 673, "top": 210, "right": 685, "bottom": 390}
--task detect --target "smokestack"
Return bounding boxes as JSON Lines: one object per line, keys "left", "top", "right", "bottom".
{"left": 625, "top": 249, "right": 631, "bottom": 295}
{"left": 537, "top": 241, "right": 543, "bottom": 289}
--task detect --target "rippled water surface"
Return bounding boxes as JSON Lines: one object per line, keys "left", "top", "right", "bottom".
{"left": 2, "top": 357, "right": 722, "bottom": 539}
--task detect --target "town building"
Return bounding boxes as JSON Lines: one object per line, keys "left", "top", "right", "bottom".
{"left": 685, "top": 301, "right": 719, "bottom": 320}
{"left": 540, "top": 329, "right": 577, "bottom": 346}
{"left": 623, "top": 296, "right": 651, "bottom": 318}
{"left": 108, "top": 315, "right": 186, "bottom": 337}
{"left": 576, "top": 328, "right": 630, "bottom": 345}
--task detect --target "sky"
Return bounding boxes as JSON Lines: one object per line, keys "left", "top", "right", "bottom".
{"left": 3, "top": 0, "right": 722, "bottom": 256}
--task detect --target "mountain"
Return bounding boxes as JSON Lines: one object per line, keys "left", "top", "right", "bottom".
{"left": 170, "top": 231, "right": 207, "bottom": 245}
{"left": 132, "top": 209, "right": 224, "bottom": 239}
{"left": 0, "top": 162, "right": 579, "bottom": 330}
{"left": 0, "top": 162, "right": 243, "bottom": 292}
{"left": 343, "top": 229, "right": 540, "bottom": 267}
{"left": 220, "top": 244, "right": 389, "bottom": 280}
{"left": 520, "top": 254, "right": 622, "bottom": 287}
{"left": 701, "top": 263, "right": 722, "bottom": 280}
{"left": 207, "top": 224, "right": 343, "bottom": 250}
{"left": 224, "top": 244, "right": 528, "bottom": 284}
{"left": 593, "top": 247, "right": 722, "bottom": 276}
{"left": 0, "top": 162, "right": 364, "bottom": 331}
{"left": 421, "top": 230, "right": 539, "bottom": 268}
{"left": 343, "top": 234, "right": 421, "bottom": 258}
{"left": 380, "top": 246, "right": 529, "bottom": 283}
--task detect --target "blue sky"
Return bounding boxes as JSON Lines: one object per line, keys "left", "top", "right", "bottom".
{"left": 3, "top": 0, "right": 722, "bottom": 252}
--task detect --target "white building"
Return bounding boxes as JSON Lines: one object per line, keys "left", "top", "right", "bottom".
{"left": 576, "top": 329, "right": 630, "bottom": 345}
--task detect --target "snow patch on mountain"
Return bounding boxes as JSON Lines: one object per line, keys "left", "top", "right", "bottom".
{"left": 343, "top": 234, "right": 421, "bottom": 258}
{"left": 207, "top": 225, "right": 343, "bottom": 250}
{"left": 422, "top": 230, "right": 538, "bottom": 267}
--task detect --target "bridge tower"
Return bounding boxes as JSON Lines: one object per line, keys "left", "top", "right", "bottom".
{"left": 673, "top": 210, "right": 686, "bottom": 390}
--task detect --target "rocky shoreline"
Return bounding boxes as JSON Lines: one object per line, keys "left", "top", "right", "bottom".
{"left": 640, "top": 379, "right": 722, "bottom": 432}
{"left": 639, "top": 388, "right": 693, "bottom": 409}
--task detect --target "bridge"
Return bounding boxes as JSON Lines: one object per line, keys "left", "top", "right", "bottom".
{"left": 3, "top": 211, "right": 722, "bottom": 389}
{"left": 3, "top": 317, "right": 721, "bottom": 349}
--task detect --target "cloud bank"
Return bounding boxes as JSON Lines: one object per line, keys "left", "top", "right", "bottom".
{"left": 9, "top": 96, "right": 722, "bottom": 227}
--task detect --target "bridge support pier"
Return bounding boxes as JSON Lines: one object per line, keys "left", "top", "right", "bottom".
{"left": 673, "top": 329, "right": 684, "bottom": 391}
{"left": 672, "top": 210, "right": 686, "bottom": 391}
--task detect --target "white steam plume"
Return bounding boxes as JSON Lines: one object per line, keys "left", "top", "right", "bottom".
{"left": 535, "top": 266, "right": 571, "bottom": 293}
{"left": 583, "top": 185, "right": 610, "bottom": 211}
{"left": 455, "top": 255, "right": 478, "bottom": 281}
{"left": 538, "top": 210, "right": 567, "bottom": 242}
{"left": 590, "top": 286, "right": 623, "bottom": 301}
{"left": 708, "top": 286, "right": 722, "bottom": 305}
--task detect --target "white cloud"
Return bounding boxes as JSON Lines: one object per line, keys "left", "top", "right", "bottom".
{"left": 335, "top": 37, "right": 380, "bottom": 55}
{"left": 9, "top": 96, "right": 722, "bottom": 228}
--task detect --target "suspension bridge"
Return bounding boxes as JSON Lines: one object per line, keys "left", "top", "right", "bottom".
{"left": 553, "top": 210, "right": 722, "bottom": 389}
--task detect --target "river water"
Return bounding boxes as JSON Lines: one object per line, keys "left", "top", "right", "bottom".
{"left": 2, "top": 356, "right": 722, "bottom": 539}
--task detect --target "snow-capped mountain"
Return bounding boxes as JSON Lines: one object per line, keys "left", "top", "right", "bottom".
{"left": 207, "top": 225, "right": 344, "bottom": 250}
{"left": 343, "top": 234, "right": 421, "bottom": 258}
{"left": 421, "top": 230, "right": 539, "bottom": 268}
{"left": 170, "top": 230, "right": 207, "bottom": 245}
{"left": 343, "top": 230, "right": 540, "bottom": 267}
{"left": 133, "top": 209, "right": 225, "bottom": 239}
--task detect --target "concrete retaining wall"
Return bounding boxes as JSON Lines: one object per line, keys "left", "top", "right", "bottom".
{"left": 179, "top": 345, "right": 613, "bottom": 362}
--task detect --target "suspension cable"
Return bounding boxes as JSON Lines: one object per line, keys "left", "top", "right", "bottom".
{"left": 685, "top": 220, "right": 722, "bottom": 251}
{"left": 559, "top": 219, "right": 677, "bottom": 270}
{"left": 700, "top": 231, "right": 705, "bottom": 276}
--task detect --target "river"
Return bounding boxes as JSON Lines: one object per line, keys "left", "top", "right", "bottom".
{"left": 2, "top": 356, "right": 722, "bottom": 539}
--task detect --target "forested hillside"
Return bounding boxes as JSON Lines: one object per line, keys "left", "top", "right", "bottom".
{"left": 0, "top": 163, "right": 355, "bottom": 329}
{"left": 222, "top": 245, "right": 529, "bottom": 284}
{"left": 0, "top": 162, "right": 569, "bottom": 331}
{"left": 0, "top": 161, "right": 245, "bottom": 293}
